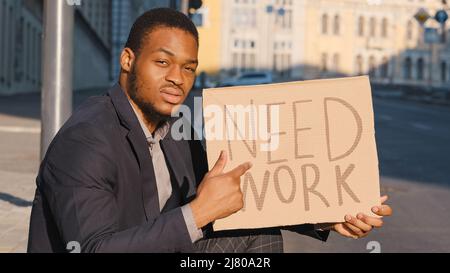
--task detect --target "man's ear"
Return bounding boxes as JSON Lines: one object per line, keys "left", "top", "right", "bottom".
{"left": 120, "top": 48, "right": 136, "bottom": 73}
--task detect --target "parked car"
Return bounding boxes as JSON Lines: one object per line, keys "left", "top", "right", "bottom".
{"left": 194, "top": 72, "right": 217, "bottom": 90}
{"left": 218, "top": 72, "right": 273, "bottom": 87}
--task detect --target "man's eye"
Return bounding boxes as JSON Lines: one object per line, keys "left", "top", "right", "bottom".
{"left": 186, "top": 67, "right": 196, "bottom": 73}
{"left": 156, "top": 60, "right": 168, "bottom": 65}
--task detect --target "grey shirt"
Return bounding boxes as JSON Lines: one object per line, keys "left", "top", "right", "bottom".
{"left": 129, "top": 102, "right": 203, "bottom": 243}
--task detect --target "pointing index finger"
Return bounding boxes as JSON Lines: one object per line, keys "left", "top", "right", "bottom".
{"left": 227, "top": 162, "right": 253, "bottom": 178}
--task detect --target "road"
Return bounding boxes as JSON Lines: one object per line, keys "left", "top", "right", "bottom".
{"left": 0, "top": 88, "right": 449, "bottom": 252}
{"left": 283, "top": 96, "right": 450, "bottom": 253}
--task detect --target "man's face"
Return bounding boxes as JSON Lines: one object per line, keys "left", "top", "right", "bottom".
{"left": 127, "top": 27, "right": 198, "bottom": 122}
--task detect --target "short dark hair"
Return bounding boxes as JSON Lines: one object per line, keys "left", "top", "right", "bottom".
{"left": 125, "top": 8, "right": 199, "bottom": 56}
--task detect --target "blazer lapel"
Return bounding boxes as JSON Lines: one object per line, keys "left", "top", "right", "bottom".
{"left": 108, "top": 84, "right": 161, "bottom": 220}
{"left": 160, "top": 129, "right": 197, "bottom": 203}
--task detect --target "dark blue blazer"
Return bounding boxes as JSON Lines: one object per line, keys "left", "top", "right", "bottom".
{"left": 27, "top": 84, "right": 207, "bottom": 253}
{"left": 27, "top": 84, "right": 328, "bottom": 253}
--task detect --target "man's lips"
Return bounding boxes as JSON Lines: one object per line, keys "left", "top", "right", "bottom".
{"left": 160, "top": 87, "right": 183, "bottom": 96}
{"left": 160, "top": 87, "right": 183, "bottom": 104}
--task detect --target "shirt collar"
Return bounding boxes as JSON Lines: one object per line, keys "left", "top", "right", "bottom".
{"left": 127, "top": 99, "right": 170, "bottom": 144}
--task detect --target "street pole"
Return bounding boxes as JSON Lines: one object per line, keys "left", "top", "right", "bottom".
{"left": 40, "top": 0, "right": 74, "bottom": 160}
{"left": 181, "top": 0, "right": 189, "bottom": 15}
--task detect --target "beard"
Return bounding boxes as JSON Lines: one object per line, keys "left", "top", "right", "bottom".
{"left": 127, "top": 65, "right": 171, "bottom": 126}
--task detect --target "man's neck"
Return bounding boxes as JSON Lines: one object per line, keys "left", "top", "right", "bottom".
{"left": 119, "top": 82, "right": 159, "bottom": 134}
{"left": 128, "top": 98, "right": 160, "bottom": 134}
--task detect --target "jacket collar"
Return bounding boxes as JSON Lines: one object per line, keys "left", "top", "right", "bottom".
{"left": 107, "top": 84, "right": 197, "bottom": 216}
{"left": 108, "top": 84, "right": 161, "bottom": 218}
{"left": 108, "top": 83, "right": 141, "bottom": 131}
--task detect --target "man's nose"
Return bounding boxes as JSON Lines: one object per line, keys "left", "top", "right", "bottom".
{"left": 165, "top": 65, "right": 184, "bottom": 86}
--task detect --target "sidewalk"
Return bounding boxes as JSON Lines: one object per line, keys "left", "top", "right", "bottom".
{"left": 284, "top": 177, "right": 450, "bottom": 253}
{"left": 0, "top": 88, "right": 103, "bottom": 253}
{"left": 0, "top": 170, "right": 35, "bottom": 253}
{"left": 1, "top": 88, "right": 450, "bottom": 253}
{"left": 372, "top": 85, "right": 450, "bottom": 107}
{"left": 0, "top": 113, "right": 40, "bottom": 253}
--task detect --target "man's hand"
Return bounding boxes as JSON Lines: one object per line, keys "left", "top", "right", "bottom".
{"left": 326, "top": 196, "right": 393, "bottom": 239}
{"left": 190, "top": 151, "right": 252, "bottom": 229}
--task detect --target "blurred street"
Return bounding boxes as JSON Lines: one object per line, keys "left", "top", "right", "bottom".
{"left": 0, "top": 87, "right": 449, "bottom": 253}
{"left": 285, "top": 93, "right": 450, "bottom": 253}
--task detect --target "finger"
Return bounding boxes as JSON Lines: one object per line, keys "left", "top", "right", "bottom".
{"left": 380, "top": 195, "right": 389, "bottom": 204}
{"left": 227, "top": 162, "right": 253, "bottom": 178}
{"left": 372, "top": 204, "right": 393, "bottom": 216}
{"left": 343, "top": 222, "right": 368, "bottom": 238}
{"left": 357, "top": 213, "right": 384, "bottom": 228}
{"left": 334, "top": 224, "right": 358, "bottom": 239}
{"left": 345, "top": 215, "right": 372, "bottom": 233}
{"left": 208, "top": 151, "right": 228, "bottom": 177}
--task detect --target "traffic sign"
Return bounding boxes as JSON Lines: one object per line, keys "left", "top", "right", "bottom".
{"left": 435, "top": 10, "right": 449, "bottom": 24}
{"left": 424, "top": 27, "right": 439, "bottom": 44}
{"left": 415, "top": 8, "right": 430, "bottom": 25}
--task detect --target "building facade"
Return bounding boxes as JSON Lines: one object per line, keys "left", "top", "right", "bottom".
{"left": 0, "top": 0, "right": 116, "bottom": 95}
{"left": 220, "top": 0, "right": 299, "bottom": 79}
{"left": 195, "top": 0, "right": 222, "bottom": 76}
{"left": 0, "top": 0, "right": 184, "bottom": 95}
{"left": 110, "top": 0, "right": 178, "bottom": 80}
{"left": 0, "top": 0, "right": 43, "bottom": 95}
{"left": 73, "top": 0, "right": 112, "bottom": 91}
{"left": 301, "top": 0, "right": 450, "bottom": 89}
{"left": 0, "top": 0, "right": 115, "bottom": 95}
{"left": 3, "top": 0, "right": 448, "bottom": 95}
{"left": 218, "top": 0, "right": 450, "bottom": 89}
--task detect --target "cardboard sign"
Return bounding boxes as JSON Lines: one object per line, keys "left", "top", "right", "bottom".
{"left": 203, "top": 76, "right": 380, "bottom": 231}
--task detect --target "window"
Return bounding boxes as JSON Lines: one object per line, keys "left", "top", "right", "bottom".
{"left": 6, "top": 6, "right": 13, "bottom": 86}
{"left": 38, "top": 31, "right": 42, "bottom": 85}
{"left": 28, "top": 26, "right": 32, "bottom": 84}
{"left": 381, "top": 18, "right": 388, "bottom": 38}
{"left": 404, "top": 57, "right": 412, "bottom": 79}
{"left": 32, "top": 28, "right": 37, "bottom": 84}
{"left": 417, "top": 58, "right": 424, "bottom": 80}
{"left": 333, "top": 53, "right": 340, "bottom": 71}
{"left": 356, "top": 55, "right": 363, "bottom": 75}
{"left": 285, "top": 54, "right": 292, "bottom": 77}
{"left": 14, "top": 17, "right": 24, "bottom": 83}
{"left": 232, "top": 8, "right": 241, "bottom": 26}
{"left": 369, "top": 56, "right": 376, "bottom": 77}
{"left": 333, "top": 15, "right": 340, "bottom": 35}
{"left": 370, "top": 17, "right": 376, "bottom": 37}
{"left": 322, "top": 14, "right": 328, "bottom": 34}
{"left": 251, "top": 9, "right": 257, "bottom": 28}
{"left": 249, "top": 54, "right": 256, "bottom": 70}
{"left": 441, "top": 61, "right": 447, "bottom": 82}
{"left": 321, "top": 53, "right": 328, "bottom": 72}
{"left": 27, "top": 23, "right": 32, "bottom": 82}
{"left": 285, "top": 10, "right": 292, "bottom": 29}
{"left": 232, "top": 52, "right": 239, "bottom": 73}
{"left": 33, "top": 27, "right": 40, "bottom": 84}
{"left": 241, "top": 53, "right": 247, "bottom": 71}
{"left": 380, "top": 57, "right": 389, "bottom": 78}
{"left": 358, "top": 16, "right": 365, "bottom": 37}
{"left": 273, "top": 54, "right": 278, "bottom": 72}
{"left": 0, "top": 1, "right": 5, "bottom": 83}
{"left": 191, "top": 7, "right": 208, "bottom": 27}
{"left": 407, "top": 20, "right": 413, "bottom": 40}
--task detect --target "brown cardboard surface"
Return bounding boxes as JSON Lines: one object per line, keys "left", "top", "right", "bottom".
{"left": 202, "top": 76, "right": 381, "bottom": 231}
